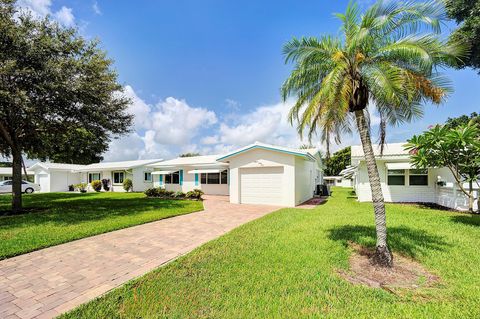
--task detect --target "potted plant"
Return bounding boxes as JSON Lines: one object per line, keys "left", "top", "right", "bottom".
{"left": 101, "top": 178, "right": 110, "bottom": 191}
{"left": 68, "top": 184, "right": 74, "bottom": 192}
{"left": 91, "top": 180, "right": 102, "bottom": 192}
{"left": 123, "top": 178, "right": 133, "bottom": 192}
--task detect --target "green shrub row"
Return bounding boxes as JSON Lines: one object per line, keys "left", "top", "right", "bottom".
{"left": 144, "top": 188, "right": 204, "bottom": 200}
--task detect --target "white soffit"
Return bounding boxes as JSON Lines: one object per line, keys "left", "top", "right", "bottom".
{"left": 385, "top": 162, "right": 412, "bottom": 170}
{"left": 151, "top": 171, "right": 174, "bottom": 175}
{"left": 187, "top": 169, "right": 223, "bottom": 174}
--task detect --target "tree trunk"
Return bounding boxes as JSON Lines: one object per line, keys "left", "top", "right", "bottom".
{"left": 468, "top": 180, "right": 473, "bottom": 213}
{"left": 354, "top": 110, "right": 393, "bottom": 267}
{"left": 11, "top": 148, "right": 23, "bottom": 214}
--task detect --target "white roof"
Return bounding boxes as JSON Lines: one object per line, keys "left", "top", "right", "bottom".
{"left": 217, "top": 142, "right": 318, "bottom": 162}
{"left": 76, "top": 159, "right": 163, "bottom": 172}
{"left": 148, "top": 155, "right": 226, "bottom": 168}
{"left": 29, "top": 162, "right": 86, "bottom": 171}
{"left": 0, "top": 167, "right": 34, "bottom": 175}
{"left": 351, "top": 142, "right": 409, "bottom": 158}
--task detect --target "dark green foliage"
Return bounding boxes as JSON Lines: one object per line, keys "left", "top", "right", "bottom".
{"left": 446, "top": 0, "right": 480, "bottom": 72}
{"left": 324, "top": 147, "right": 351, "bottom": 176}
{"left": 90, "top": 180, "right": 102, "bottom": 192}
{"left": 444, "top": 112, "right": 480, "bottom": 129}
{"left": 145, "top": 188, "right": 203, "bottom": 200}
{"left": 0, "top": 162, "right": 11, "bottom": 167}
{"left": 0, "top": 1, "right": 133, "bottom": 212}
{"left": 122, "top": 178, "right": 133, "bottom": 192}
{"left": 186, "top": 189, "right": 204, "bottom": 200}
{"left": 101, "top": 179, "right": 110, "bottom": 191}
{"left": 179, "top": 153, "right": 201, "bottom": 157}
{"left": 174, "top": 191, "right": 186, "bottom": 199}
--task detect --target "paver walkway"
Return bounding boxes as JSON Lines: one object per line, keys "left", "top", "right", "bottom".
{"left": 0, "top": 196, "right": 280, "bottom": 319}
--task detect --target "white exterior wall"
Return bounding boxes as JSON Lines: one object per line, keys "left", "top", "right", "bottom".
{"left": 152, "top": 166, "right": 229, "bottom": 195}
{"left": 355, "top": 160, "right": 437, "bottom": 203}
{"left": 227, "top": 149, "right": 296, "bottom": 207}
{"left": 34, "top": 168, "right": 50, "bottom": 192}
{"left": 295, "top": 157, "right": 317, "bottom": 205}
{"left": 49, "top": 171, "right": 81, "bottom": 192}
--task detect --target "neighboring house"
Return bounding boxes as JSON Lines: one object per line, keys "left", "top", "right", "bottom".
{"left": 351, "top": 142, "right": 479, "bottom": 211}
{"left": 28, "top": 159, "right": 162, "bottom": 192}
{"left": 150, "top": 142, "right": 323, "bottom": 207}
{"left": 323, "top": 176, "right": 352, "bottom": 187}
{"left": 0, "top": 167, "right": 34, "bottom": 181}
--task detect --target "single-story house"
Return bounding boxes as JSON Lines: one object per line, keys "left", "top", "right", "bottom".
{"left": 351, "top": 142, "right": 479, "bottom": 211}
{"left": 323, "top": 176, "right": 353, "bottom": 187}
{"left": 149, "top": 142, "right": 323, "bottom": 207}
{"left": 0, "top": 167, "right": 34, "bottom": 181}
{"left": 28, "top": 159, "right": 162, "bottom": 192}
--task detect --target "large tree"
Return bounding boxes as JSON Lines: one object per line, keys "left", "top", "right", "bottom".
{"left": 0, "top": 0, "right": 133, "bottom": 213}
{"left": 446, "top": 0, "right": 480, "bottom": 72}
{"left": 324, "top": 147, "right": 351, "bottom": 176}
{"left": 282, "top": 0, "right": 465, "bottom": 267}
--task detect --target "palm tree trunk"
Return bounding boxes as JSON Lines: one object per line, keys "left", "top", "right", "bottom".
{"left": 354, "top": 110, "right": 393, "bottom": 267}
{"left": 12, "top": 147, "right": 23, "bottom": 214}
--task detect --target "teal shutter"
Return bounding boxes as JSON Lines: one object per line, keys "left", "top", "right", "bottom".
{"left": 159, "top": 174, "right": 163, "bottom": 186}
{"left": 195, "top": 173, "right": 199, "bottom": 186}
{"left": 179, "top": 170, "right": 183, "bottom": 186}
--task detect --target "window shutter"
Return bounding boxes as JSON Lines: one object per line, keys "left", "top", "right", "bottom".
{"left": 195, "top": 173, "right": 199, "bottom": 186}
{"left": 159, "top": 174, "right": 163, "bottom": 186}
{"left": 179, "top": 169, "right": 183, "bottom": 186}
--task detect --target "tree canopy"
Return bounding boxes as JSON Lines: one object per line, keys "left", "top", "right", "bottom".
{"left": 446, "top": 0, "right": 480, "bottom": 72}
{"left": 179, "top": 153, "right": 201, "bottom": 158}
{"left": 323, "top": 147, "right": 351, "bottom": 176}
{"left": 0, "top": 0, "right": 133, "bottom": 212}
{"left": 444, "top": 112, "right": 480, "bottom": 129}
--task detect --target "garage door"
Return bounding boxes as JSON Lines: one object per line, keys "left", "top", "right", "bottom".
{"left": 37, "top": 174, "right": 49, "bottom": 192}
{"left": 240, "top": 167, "right": 284, "bottom": 205}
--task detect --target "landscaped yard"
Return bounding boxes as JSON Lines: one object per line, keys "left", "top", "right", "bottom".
{"left": 0, "top": 192, "right": 203, "bottom": 259}
{"left": 62, "top": 187, "right": 480, "bottom": 318}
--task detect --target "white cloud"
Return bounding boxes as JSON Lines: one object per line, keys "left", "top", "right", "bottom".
{"left": 92, "top": 1, "right": 101, "bottom": 15}
{"left": 54, "top": 6, "right": 74, "bottom": 26}
{"left": 16, "top": 0, "right": 75, "bottom": 27}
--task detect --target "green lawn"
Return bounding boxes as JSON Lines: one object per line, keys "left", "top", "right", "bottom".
{"left": 62, "top": 187, "right": 480, "bottom": 319}
{"left": 0, "top": 192, "right": 203, "bottom": 259}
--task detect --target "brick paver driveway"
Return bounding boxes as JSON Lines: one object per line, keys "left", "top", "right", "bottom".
{"left": 0, "top": 196, "right": 280, "bottom": 319}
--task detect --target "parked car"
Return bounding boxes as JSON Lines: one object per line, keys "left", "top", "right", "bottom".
{"left": 0, "top": 180, "right": 41, "bottom": 194}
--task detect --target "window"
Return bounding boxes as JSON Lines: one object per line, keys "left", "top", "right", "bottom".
{"left": 387, "top": 169, "right": 405, "bottom": 185}
{"left": 113, "top": 171, "right": 124, "bottom": 184}
{"left": 221, "top": 170, "right": 228, "bottom": 184}
{"left": 144, "top": 172, "right": 152, "bottom": 182}
{"left": 409, "top": 169, "right": 428, "bottom": 186}
{"left": 201, "top": 170, "right": 228, "bottom": 185}
{"left": 165, "top": 171, "right": 179, "bottom": 184}
{"left": 88, "top": 173, "right": 101, "bottom": 183}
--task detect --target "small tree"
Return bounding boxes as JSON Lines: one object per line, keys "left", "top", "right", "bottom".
{"left": 123, "top": 178, "right": 133, "bottom": 192}
{"left": 324, "top": 147, "right": 351, "bottom": 176}
{"left": 405, "top": 122, "right": 480, "bottom": 212}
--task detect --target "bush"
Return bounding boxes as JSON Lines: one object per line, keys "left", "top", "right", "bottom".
{"left": 123, "top": 178, "right": 133, "bottom": 192}
{"left": 91, "top": 180, "right": 102, "bottom": 192}
{"left": 186, "top": 189, "right": 204, "bottom": 200}
{"left": 68, "top": 184, "right": 74, "bottom": 192}
{"left": 102, "top": 179, "right": 110, "bottom": 191}
{"left": 145, "top": 187, "right": 161, "bottom": 197}
{"left": 75, "top": 183, "right": 87, "bottom": 193}
{"left": 174, "top": 191, "right": 186, "bottom": 199}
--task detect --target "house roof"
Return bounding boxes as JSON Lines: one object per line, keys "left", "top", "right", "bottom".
{"left": 351, "top": 142, "right": 409, "bottom": 158}
{"left": 148, "top": 155, "right": 227, "bottom": 168}
{"left": 0, "top": 167, "right": 34, "bottom": 175}
{"left": 76, "top": 159, "right": 163, "bottom": 172}
{"left": 29, "top": 162, "right": 87, "bottom": 171}
{"left": 217, "top": 142, "right": 318, "bottom": 162}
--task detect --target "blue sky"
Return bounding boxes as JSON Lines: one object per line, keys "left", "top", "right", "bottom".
{"left": 17, "top": 0, "right": 480, "bottom": 161}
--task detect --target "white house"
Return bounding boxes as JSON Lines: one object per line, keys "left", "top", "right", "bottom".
{"left": 28, "top": 159, "right": 162, "bottom": 192}
{"left": 150, "top": 142, "right": 323, "bottom": 207}
{"left": 352, "top": 142, "right": 479, "bottom": 211}
{"left": 323, "top": 176, "right": 353, "bottom": 187}
{"left": 0, "top": 167, "right": 34, "bottom": 181}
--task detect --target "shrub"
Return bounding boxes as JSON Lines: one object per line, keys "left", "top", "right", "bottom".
{"left": 186, "top": 189, "right": 204, "bottom": 200}
{"left": 123, "top": 178, "right": 133, "bottom": 192}
{"left": 102, "top": 179, "right": 110, "bottom": 191}
{"left": 68, "top": 184, "right": 74, "bottom": 192}
{"left": 145, "top": 187, "right": 161, "bottom": 197}
{"left": 174, "top": 191, "right": 186, "bottom": 199}
{"left": 91, "top": 180, "right": 102, "bottom": 192}
{"left": 75, "top": 183, "right": 87, "bottom": 193}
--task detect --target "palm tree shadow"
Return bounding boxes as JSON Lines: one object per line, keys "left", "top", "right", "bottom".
{"left": 328, "top": 225, "right": 449, "bottom": 259}
{"left": 450, "top": 215, "right": 480, "bottom": 227}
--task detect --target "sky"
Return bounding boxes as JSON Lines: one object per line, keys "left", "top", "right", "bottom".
{"left": 15, "top": 0, "right": 480, "bottom": 162}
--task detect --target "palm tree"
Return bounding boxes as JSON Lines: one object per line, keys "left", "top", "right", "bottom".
{"left": 282, "top": 0, "right": 465, "bottom": 267}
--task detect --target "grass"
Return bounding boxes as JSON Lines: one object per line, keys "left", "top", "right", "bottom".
{"left": 62, "top": 187, "right": 480, "bottom": 319}
{"left": 0, "top": 192, "right": 203, "bottom": 259}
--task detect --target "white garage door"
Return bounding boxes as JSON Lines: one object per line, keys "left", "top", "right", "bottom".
{"left": 240, "top": 167, "right": 284, "bottom": 205}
